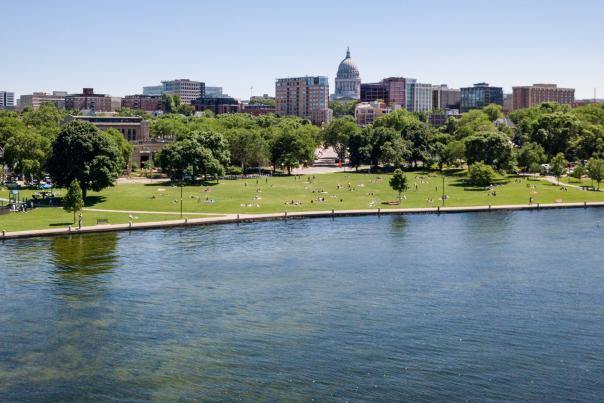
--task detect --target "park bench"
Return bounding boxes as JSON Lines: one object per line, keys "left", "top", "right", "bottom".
{"left": 96, "top": 218, "right": 109, "bottom": 225}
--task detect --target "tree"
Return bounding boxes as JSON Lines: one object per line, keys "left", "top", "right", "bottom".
{"left": 228, "top": 129, "right": 269, "bottom": 172}
{"left": 347, "top": 130, "right": 371, "bottom": 170}
{"left": 571, "top": 165, "right": 586, "bottom": 183}
{"left": 467, "top": 162, "right": 495, "bottom": 187}
{"left": 47, "top": 121, "right": 122, "bottom": 198}
{"left": 271, "top": 129, "right": 315, "bottom": 174}
{"left": 550, "top": 152, "right": 568, "bottom": 185}
{"left": 516, "top": 142, "right": 546, "bottom": 172}
{"left": 2, "top": 128, "right": 50, "bottom": 182}
{"left": 367, "top": 127, "right": 410, "bottom": 170}
{"left": 464, "top": 131, "right": 514, "bottom": 171}
{"left": 587, "top": 158, "right": 604, "bottom": 190}
{"left": 321, "top": 117, "right": 359, "bottom": 161}
{"left": 483, "top": 104, "right": 504, "bottom": 121}
{"left": 440, "top": 139, "right": 466, "bottom": 168}
{"left": 158, "top": 135, "right": 227, "bottom": 182}
{"left": 103, "top": 128, "right": 132, "bottom": 172}
{"left": 329, "top": 100, "right": 358, "bottom": 118}
{"left": 63, "top": 179, "right": 84, "bottom": 224}
{"left": 389, "top": 169, "right": 408, "bottom": 202}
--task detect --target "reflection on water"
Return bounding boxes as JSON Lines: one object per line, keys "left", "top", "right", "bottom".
{"left": 51, "top": 232, "right": 118, "bottom": 275}
{"left": 1, "top": 209, "right": 604, "bottom": 401}
{"left": 389, "top": 214, "right": 408, "bottom": 232}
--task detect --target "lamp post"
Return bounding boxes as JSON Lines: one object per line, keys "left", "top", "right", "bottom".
{"left": 442, "top": 172, "right": 446, "bottom": 206}
{"left": 180, "top": 183, "right": 183, "bottom": 218}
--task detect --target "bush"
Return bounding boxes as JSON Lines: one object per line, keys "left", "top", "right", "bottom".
{"left": 528, "top": 162, "right": 542, "bottom": 174}
{"left": 226, "top": 165, "right": 243, "bottom": 175}
{"left": 468, "top": 162, "right": 495, "bottom": 187}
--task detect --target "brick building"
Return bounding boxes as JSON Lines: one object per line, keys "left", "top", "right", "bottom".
{"left": 512, "top": 84, "right": 575, "bottom": 110}
{"left": 122, "top": 95, "right": 163, "bottom": 112}
{"left": 275, "top": 76, "right": 332, "bottom": 125}
{"left": 65, "top": 88, "right": 113, "bottom": 112}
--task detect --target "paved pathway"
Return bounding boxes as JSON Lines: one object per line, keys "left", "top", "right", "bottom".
{"left": 541, "top": 176, "right": 584, "bottom": 189}
{"left": 83, "top": 208, "right": 224, "bottom": 216}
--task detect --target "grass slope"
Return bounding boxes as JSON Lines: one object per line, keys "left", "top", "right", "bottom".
{"left": 2, "top": 171, "right": 603, "bottom": 232}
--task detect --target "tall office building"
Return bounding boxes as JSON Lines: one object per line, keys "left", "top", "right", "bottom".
{"left": 512, "top": 84, "right": 575, "bottom": 110}
{"left": 409, "top": 82, "right": 433, "bottom": 112}
{"left": 0, "top": 91, "right": 15, "bottom": 108}
{"left": 142, "top": 79, "right": 205, "bottom": 104}
{"left": 275, "top": 76, "right": 332, "bottom": 125}
{"left": 143, "top": 85, "right": 164, "bottom": 96}
{"left": 460, "top": 83, "right": 503, "bottom": 112}
{"left": 333, "top": 47, "right": 361, "bottom": 101}
{"left": 432, "top": 85, "right": 461, "bottom": 110}
{"left": 360, "top": 77, "right": 406, "bottom": 107}
{"left": 205, "top": 86, "right": 224, "bottom": 98}
{"left": 405, "top": 79, "right": 417, "bottom": 111}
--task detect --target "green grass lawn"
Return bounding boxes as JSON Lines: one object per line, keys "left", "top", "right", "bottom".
{"left": 2, "top": 171, "right": 604, "bottom": 232}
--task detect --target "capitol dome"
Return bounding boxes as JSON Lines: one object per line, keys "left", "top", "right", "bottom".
{"left": 337, "top": 48, "right": 360, "bottom": 79}
{"left": 333, "top": 47, "right": 361, "bottom": 101}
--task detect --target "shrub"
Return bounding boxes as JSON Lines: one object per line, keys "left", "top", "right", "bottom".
{"left": 226, "top": 165, "right": 243, "bottom": 175}
{"left": 468, "top": 162, "right": 495, "bottom": 187}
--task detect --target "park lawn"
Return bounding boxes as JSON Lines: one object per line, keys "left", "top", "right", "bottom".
{"left": 558, "top": 176, "right": 604, "bottom": 190}
{"left": 0, "top": 208, "right": 201, "bottom": 232}
{"left": 3, "top": 172, "right": 604, "bottom": 230}
{"left": 58, "top": 172, "right": 604, "bottom": 214}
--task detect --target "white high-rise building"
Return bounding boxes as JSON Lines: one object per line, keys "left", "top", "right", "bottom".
{"left": 0, "top": 91, "right": 15, "bottom": 108}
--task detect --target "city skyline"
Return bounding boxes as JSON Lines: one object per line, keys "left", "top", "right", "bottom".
{"left": 2, "top": 0, "right": 603, "bottom": 99}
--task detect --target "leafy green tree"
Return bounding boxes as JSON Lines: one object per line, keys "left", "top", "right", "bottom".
{"left": 401, "top": 121, "right": 436, "bottom": 167}
{"left": 367, "top": 127, "right": 410, "bottom": 170}
{"left": 47, "top": 121, "right": 122, "bottom": 198}
{"left": 347, "top": 129, "right": 371, "bottom": 170}
{"left": 516, "top": 142, "right": 546, "bottom": 172}
{"left": 150, "top": 115, "right": 190, "bottom": 138}
{"left": 483, "top": 104, "right": 504, "bottom": 121}
{"left": 587, "top": 158, "right": 604, "bottom": 190}
{"left": 550, "top": 152, "right": 568, "bottom": 185}
{"left": 454, "top": 110, "right": 494, "bottom": 139}
{"left": 63, "top": 179, "right": 84, "bottom": 223}
{"left": 329, "top": 100, "right": 358, "bottom": 118}
{"left": 116, "top": 107, "right": 151, "bottom": 119}
{"left": 529, "top": 112, "right": 582, "bottom": 158}
{"left": 103, "top": 128, "right": 132, "bottom": 172}
{"left": 569, "top": 124, "right": 604, "bottom": 160}
{"left": 389, "top": 169, "right": 408, "bottom": 201}
{"left": 571, "top": 165, "right": 586, "bottom": 182}
{"left": 441, "top": 139, "right": 466, "bottom": 168}
{"left": 529, "top": 162, "right": 543, "bottom": 174}
{"left": 270, "top": 129, "right": 315, "bottom": 174}
{"left": 321, "top": 116, "right": 359, "bottom": 161}
{"left": 158, "top": 132, "right": 229, "bottom": 181}
{"left": 2, "top": 129, "right": 50, "bottom": 181}
{"left": 467, "top": 162, "right": 495, "bottom": 187}
{"left": 227, "top": 129, "right": 269, "bottom": 172}
{"left": 464, "top": 131, "right": 514, "bottom": 171}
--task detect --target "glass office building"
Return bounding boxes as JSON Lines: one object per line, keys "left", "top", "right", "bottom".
{"left": 460, "top": 83, "right": 503, "bottom": 112}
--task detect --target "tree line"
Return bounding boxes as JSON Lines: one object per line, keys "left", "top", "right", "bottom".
{"left": 2, "top": 100, "right": 604, "bottom": 193}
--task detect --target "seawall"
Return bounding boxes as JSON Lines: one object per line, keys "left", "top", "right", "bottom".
{"left": 2, "top": 201, "right": 604, "bottom": 240}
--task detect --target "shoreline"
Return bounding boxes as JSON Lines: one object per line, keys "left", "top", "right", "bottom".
{"left": 2, "top": 201, "right": 604, "bottom": 240}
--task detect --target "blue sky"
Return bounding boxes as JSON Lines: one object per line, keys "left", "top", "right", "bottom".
{"left": 2, "top": 0, "right": 603, "bottom": 99}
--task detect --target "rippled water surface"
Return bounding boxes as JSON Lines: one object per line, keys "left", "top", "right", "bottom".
{"left": 1, "top": 209, "right": 604, "bottom": 401}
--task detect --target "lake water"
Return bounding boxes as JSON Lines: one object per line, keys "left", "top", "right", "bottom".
{"left": 1, "top": 209, "right": 604, "bottom": 401}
